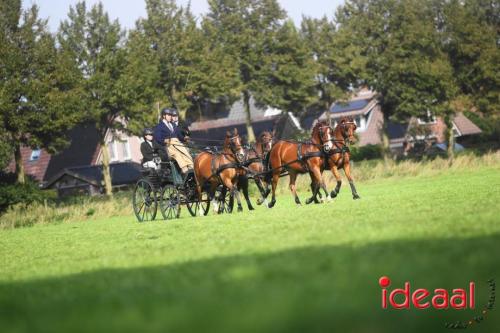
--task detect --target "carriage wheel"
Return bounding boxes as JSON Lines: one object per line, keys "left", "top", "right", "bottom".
{"left": 186, "top": 190, "right": 210, "bottom": 217}
{"left": 216, "top": 187, "right": 233, "bottom": 214}
{"left": 133, "top": 179, "right": 158, "bottom": 222}
{"left": 160, "top": 185, "right": 180, "bottom": 220}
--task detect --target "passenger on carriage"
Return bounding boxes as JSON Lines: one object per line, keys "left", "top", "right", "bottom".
{"left": 140, "top": 128, "right": 168, "bottom": 169}
{"left": 153, "top": 108, "right": 194, "bottom": 175}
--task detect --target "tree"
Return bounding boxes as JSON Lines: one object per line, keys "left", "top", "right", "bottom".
{"left": 301, "top": 16, "right": 366, "bottom": 122}
{"left": 136, "top": 0, "right": 239, "bottom": 121}
{"left": 58, "top": 1, "right": 141, "bottom": 196}
{"left": 443, "top": 0, "right": 499, "bottom": 118}
{"left": 256, "top": 19, "right": 317, "bottom": 115}
{"left": 205, "top": 0, "right": 286, "bottom": 142}
{"left": 336, "top": 0, "right": 458, "bottom": 161}
{"left": 0, "top": 1, "right": 83, "bottom": 183}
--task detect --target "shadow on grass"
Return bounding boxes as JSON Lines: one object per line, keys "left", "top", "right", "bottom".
{"left": 1, "top": 234, "right": 499, "bottom": 333}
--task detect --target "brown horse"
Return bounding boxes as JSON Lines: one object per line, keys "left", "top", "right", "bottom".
{"left": 326, "top": 117, "right": 361, "bottom": 200}
{"left": 194, "top": 128, "right": 246, "bottom": 213}
{"left": 267, "top": 121, "right": 334, "bottom": 208}
{"left": 235, "top": 130, "right": 274, "bottom": 210}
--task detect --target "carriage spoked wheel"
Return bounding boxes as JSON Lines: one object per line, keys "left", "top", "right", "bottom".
{"left": 186, "top": 190, "right": 210, "bottom": 217}
{"left": 133, "top": 179, "right": 158, "bottom": 222}
{"left": 160, "top": 185, "right": 181, "bottom": 220}
{"left": 215, "top": 186, "right": 233, "bottom": 214}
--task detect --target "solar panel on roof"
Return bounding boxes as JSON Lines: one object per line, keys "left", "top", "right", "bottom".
{"left": 330, "top": 99, "right": 371, "bottom": 113}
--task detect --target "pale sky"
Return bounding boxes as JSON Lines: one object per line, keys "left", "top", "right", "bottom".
{"left": 22, "top": 0, "right": 344, "bottom": 31}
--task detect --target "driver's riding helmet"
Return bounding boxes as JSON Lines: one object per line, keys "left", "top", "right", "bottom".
{"left": 161, "top": 108, "right": 173, "bottom": 116}
{"left": 143, "top": 127, "right": 154, "bottom": 138}
{"left": 170, "top": 109, "right": 179, "bottom": 117}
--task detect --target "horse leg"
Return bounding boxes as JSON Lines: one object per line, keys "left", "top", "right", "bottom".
{"left": 306, "top": 180, "right": 320, "bottom": 204}
{"left": 289, "top": 171, "right": 301, "bottom": 205}
{"left": 240, "top": 176, "right": 254, "bottom": 210}
{"left": 223, "top": 177, "right": 243, "bottom": 212}
{"left": 311, "top": 166, "right": 330, "bottom": 203}
{"left": 255, "top": 177, "right": 267, "bottom": 206}
{"left": 330, "top": 165, "right": 342, "bottom": 198}
{"left": 344, "top": 162, "right": 360, "bottom": 200}
{"left": 268, "top": 171, "right": 280, "bottom": 208}
{"left": 209, "top": 182, "right": 219, "bottom": 215}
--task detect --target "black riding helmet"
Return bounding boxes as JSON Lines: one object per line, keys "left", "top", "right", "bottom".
{"left": 161, "top": 107, "right": 179, "bottom": 117}
{"left": 143, "top": 127, "right": 154, "bottom": 137}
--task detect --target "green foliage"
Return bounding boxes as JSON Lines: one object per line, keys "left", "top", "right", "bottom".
{"left": 350, "top": 144, "right": 383, "bottom": 161}
{"left": 0, "top": 174, "right": 56, "bottom": 214}
{"left": 205, "top": 0, "right": 288, "bottom": 141}
{"left": 58, "top": 1, "right": 128, "bottom": 137}
{"left": 301, "top": 16, "right": 363, "bottom": 111}
{"left": 0, "top": 129, "right": 13, "bottom": 170}
{"left": 443, "top": 0, "right": 500, "bottom": 117}
{"left": 133, "top": 0, "right": 240, "bottom": 120}
{"left": 256, "top": 20, "right": 317, "bottom": 114}
{"left": 336, "top": 0, "right": 458, "bottom": 123}
{"left": 0, "top": 2, "right": 83, "bottom": 182}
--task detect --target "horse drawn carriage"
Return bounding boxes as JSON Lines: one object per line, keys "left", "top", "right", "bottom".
{"left": 132, "top": 116, "right": 360, "bottom": 222}
{"left": 132, "top": 158, "right": 232, "bottom": 222}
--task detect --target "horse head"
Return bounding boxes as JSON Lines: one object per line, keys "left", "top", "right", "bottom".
{"left": 335, "top": 117, "right": 357, "bottom": 144}
{"left": 312, "top": 120, "right": 334, "bottom": 152}
{"left": 256, "top": 131, "right": 274, "bottom": 157}
{"left": 225, "top": 128, "right": 245, "bottom": 163}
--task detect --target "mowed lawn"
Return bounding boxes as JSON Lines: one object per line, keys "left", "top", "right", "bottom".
{"left": 1, "top": 166, "right": 499, "bottom": 333}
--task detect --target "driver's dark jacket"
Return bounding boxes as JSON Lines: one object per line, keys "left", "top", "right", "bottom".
{"left": 140, "top": 140, "right": 168, "bottom": 163}
{"left": 153, "top": 120, "right": 183, "bottom": 146}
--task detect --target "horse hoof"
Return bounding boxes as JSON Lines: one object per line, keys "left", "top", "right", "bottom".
{"left": 330, "top": 191, "right": 337, "bottom": 198}
{"left": 256, "top": 199, "right": 263, "bottom": 205}
{"left": 353, "top": 194, "right": 361, "bottom": 200}
{"left": 305, "top": 198, "right": 313, "bottom": 205}
{"left": 249, "top": 206, "right": 255, "bottom": 211}
{"left": 268, "top": 200, "right": 276, "bottom": 208}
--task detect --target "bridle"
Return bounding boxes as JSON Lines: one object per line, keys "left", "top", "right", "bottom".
{"left": 259, "top": 134, "right": 273, "bottom": 158}
{"left": 339, "top": 121, "right": 356, "bottom": 144}
{"left": 317, "top": 124, "right": 334, "bottom": 152}
{"left": 226, "top": 135, "right": 245, "bottom": 163}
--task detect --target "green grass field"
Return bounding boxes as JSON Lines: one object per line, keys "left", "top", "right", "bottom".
{"left": 1, "top": 165, "right": 500, "bottom": 332}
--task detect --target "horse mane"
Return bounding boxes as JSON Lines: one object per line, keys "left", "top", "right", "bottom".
{"left": 313, "top": 120, "right": 330, "bottom": 132}
{"left": 338, "top": 116, "right": 354, "bottom": 125}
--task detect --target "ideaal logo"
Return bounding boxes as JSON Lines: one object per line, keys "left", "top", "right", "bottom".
{"left": 379, "top": 276, "right": 496, "bottom": 329}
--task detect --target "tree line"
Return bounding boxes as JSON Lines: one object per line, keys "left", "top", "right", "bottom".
{"left": 1, "top": 0, "right": 498, "bottom": 195}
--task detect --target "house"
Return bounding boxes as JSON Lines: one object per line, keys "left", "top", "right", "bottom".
{"left": 187, "top": 96, "right": 302, "bottom": 145}
{"left": 306, "top": 89, "right": 482, "bottom": 154}
{"left": 44, "top": 162, "right": 142, "bottom": 197}
{"left": 6, "top": 123, "right": 144, "bottom": 190}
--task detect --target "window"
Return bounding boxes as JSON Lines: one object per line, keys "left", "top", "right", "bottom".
{"left": 417, "top": 110, "right": 437, "bottom": 125}
{"left": 109, "top": 141, "right": 118, "bottom": 162}
{"left": 354, "top": 116, "right": 362, "bottom": 128}
{"left": 122, "top": 139, "right": 131, "bottom": 160}
{"left": 30, "top": 149, "right": 41, "bottom": 161}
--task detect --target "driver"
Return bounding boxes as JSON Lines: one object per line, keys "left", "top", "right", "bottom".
{"left": 153, "top": 108, "right": 194, "bottom": 174}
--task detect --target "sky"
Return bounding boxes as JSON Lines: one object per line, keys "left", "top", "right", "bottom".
{"left": 22, "top": 0, "right": 345, "bottom": 32}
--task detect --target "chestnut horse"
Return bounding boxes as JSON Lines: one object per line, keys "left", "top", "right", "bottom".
{"left": 194, "top": 129, "right": 246, "bottom": 213}
{"left": 326, "top": 117, "right": 361, "bottom": 200}
{"left": 267, "top": 121, "right": 334, "bottom": 208}
{"left": 235, "top": 131, "right": 274, "bottom": 210}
